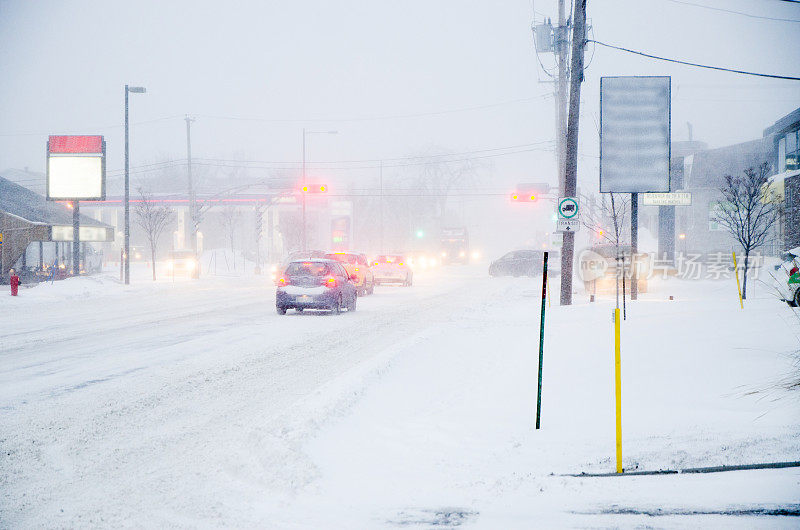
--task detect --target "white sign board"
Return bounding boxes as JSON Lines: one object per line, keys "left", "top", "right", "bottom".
{"left": 48, "top": 156, "right": 104, "bottom": 200}
{"left": 557, "top": 197, "right": 579, "bottom": 219}
{"left": 642, "top": 192, "right": 692, "bottom": 206}
{"left": 600, "top": 76, "right": 671, "bottom": 193}
{"left": 556, "top": 219, "right": 581, "bottom": 232}
{"left": 47, "top": 135, "right": 106, "bottom": 201}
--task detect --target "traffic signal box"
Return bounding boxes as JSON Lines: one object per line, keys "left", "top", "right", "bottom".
{"left": 510, "top": 182, "right": 550, "bottom": 203}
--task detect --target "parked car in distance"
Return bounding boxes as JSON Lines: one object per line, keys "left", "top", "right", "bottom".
{"left": 324, "top": 252, "right": 374, "bottom": 295}
{"left": 371, "top": 254, "right": 413, "bottom": 286}
{"left": 488, "top": 250, "right": 558, "bottom": 277}
{"left": 276, "top": 259, "right": 357, "bottom": 315}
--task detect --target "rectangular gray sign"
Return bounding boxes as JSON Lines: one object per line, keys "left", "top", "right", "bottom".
{"left": 600, "top": 76, "right": 671, "bottom": 193}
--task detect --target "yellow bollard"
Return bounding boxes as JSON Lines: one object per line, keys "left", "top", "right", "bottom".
{"left": 546, "top": 274, "right": 551, "bottom": 308}
{"left": 615, "top": 307, "right": 622, "bottom": 474}
{"left": 732, "top": 251, "right": 743, "bottom": 309}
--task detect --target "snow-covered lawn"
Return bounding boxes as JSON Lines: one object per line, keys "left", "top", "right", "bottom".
{"left": 1, "top": 267, "right": 798, "bottom": 527}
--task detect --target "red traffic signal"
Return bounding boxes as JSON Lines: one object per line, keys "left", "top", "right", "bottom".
{"left": 510, "top": 192, "right": 537, "bottom": 202}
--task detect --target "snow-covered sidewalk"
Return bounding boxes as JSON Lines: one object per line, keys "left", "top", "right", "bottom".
{"left": 277, "top": 277, "right": 800, "bottom": 527}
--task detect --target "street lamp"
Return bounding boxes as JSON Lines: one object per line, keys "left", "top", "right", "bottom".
{"left": 302, "top": 128, "right": 337, "bottom": 252}
{"left": 124, "top": 84, "right": 146, "bottom": 285}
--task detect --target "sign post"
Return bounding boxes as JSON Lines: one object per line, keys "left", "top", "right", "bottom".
{"left": 536, "top": 251, "right": 549, "bottom": 429}
{"left": 615, "top": 307, "right": 622, "bottom": 473}
{"left": 47, "top": 135, "right": 106, "bottom": 277}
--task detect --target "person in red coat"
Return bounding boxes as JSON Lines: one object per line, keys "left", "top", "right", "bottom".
{"left": 9, "top": 268, "right": 20, "bottom": 296}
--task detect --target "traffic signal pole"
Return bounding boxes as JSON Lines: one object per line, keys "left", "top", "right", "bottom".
{"left": 560, "top": 0, "right": 587, "bottom": 306}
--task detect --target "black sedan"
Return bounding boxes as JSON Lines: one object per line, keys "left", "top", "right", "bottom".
{"left": 276, "top": 259, "right": 358, "bottom": 315}
{"left": 489, "top": 250, "right": 558, "bottom": 277}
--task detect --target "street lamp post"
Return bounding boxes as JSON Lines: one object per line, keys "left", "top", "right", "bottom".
{"left": 301, "top": 128, "right": 337, "bottom": 252}
{"left": 124, "top": 84, "right": 146, "bottom": 285}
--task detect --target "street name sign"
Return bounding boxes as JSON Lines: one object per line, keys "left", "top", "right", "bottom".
{"left": 642, "top": 192, "right": 691, "bottom": 206}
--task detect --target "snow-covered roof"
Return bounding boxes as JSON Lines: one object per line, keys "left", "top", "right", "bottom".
{"left": 0, "top": 175, "right": 109, "bottom": 227}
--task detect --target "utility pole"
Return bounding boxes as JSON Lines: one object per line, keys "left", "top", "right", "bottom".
{"left": 560, "top": 0, "right": 587, "bottom": 306}
{"left": 631, "top": 192, "right": 638, "bottom": 300}
{"left": 124, "top": 85, "right": 130, "bottom": 285}
{"left": 379, "top": 160, "right": 384, "bottom": 254}
{"left": 72, "top": 201, "right": 80, "bottom": 276}
{"left": 556, "top": 0, "right": 569, "bottom": 196}
{"left": 185, "top": 116, "right": 196, "bottom": 255}
{"left": 302, "top": 127, "right": 307, "bottom": 252}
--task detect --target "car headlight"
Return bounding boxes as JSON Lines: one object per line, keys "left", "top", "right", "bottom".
{"left": 459, "top": 251, "right": 466, "bottom": 258}
{"left": 187, "top": 260, "right": 197, "bottom": 271}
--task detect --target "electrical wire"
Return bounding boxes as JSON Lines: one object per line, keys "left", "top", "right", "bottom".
{"left": 196, "top": 94, "right": 553, "bottom": 124}
{"left": 104, "top": 141, "right": 557, "bottom": 176}
{"left": 589, "top": 39, "right": 800, "bottom": 80}
{"left": 660, "top": 0, "right": 800, "bottom": 22}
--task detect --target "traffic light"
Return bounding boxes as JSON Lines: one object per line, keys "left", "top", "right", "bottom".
{"left": 301, "top": 184, "right": 327, "bottom": 193}
{"left": 510, "top": 182, "right": 549, "bottom": 203}
{"left": 510, "top": 192, "right": 537, "bottom": 202}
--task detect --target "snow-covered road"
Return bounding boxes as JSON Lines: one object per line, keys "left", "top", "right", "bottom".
{"left": 1, "top": 269, "right": 504, "bottom": 527}
{"left": 1, "top": 268, "right": 798, "bottom": 528}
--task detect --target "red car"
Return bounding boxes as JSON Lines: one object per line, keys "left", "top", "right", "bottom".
{"left": 371, "top": 254, "right": 413, "bottom": 286}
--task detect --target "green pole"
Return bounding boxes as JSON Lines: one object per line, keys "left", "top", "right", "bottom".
{"left": 536, "top": 251, "right": 549, "bottom": 429}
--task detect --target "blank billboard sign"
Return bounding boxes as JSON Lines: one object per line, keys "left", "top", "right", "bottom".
{"left": 47, "top": 135, "right": 105, "bottom": 200}
{"left": 600, "top": 76, "right": 670, "bottom": 193}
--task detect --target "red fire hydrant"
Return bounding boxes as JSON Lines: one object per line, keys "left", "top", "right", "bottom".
{"left": 9, "top": 268, "right": 20, "bottom": 296}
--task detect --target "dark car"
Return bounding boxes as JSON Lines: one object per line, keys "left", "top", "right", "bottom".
{"left": 489, "top": 250, "right": 558, "bottom": 277}
{"left": 276, "top": 259, "right": 358, "bottom": 315}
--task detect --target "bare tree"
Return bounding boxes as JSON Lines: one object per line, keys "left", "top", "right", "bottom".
{"left": 133, "top": 188, "right": 174, "bottom": 281}
{"left": 582, "top": 193, "right": 630, "bottom": 305}
{"left": 582, "top": 193, "right": 630, "bottom": 254}
{"left": 714, "top": 162, "right": 779, "bottom": 299}
{"left": 220, "top": 206, "right": 241, "bottom": 269}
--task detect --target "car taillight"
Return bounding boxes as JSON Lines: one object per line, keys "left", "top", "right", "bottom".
{"left": 791, "top": 266, "right": 799, "bottom": 275}
{"left": 278, "top": 277, "right": 289, "bottom": 285}
{"left": 324, "top": 276, "right": 336, "bottom": 287}
{"left": 355, "top": 267, "right": 359, "bottom": 272}
{"left": 398, "top": 262, "right": 404, "bottom": 266}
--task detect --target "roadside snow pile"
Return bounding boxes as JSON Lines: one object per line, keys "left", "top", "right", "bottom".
{"left": 276, "top": 278, "right": 800, "bottom": 527}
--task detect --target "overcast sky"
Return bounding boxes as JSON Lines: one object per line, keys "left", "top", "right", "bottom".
{"left": 1, "top": 0, "right": 798, "bottom": 196}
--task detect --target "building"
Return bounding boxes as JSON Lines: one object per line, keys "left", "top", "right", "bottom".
{"left": 764, "top": 106, "right": 800, "bottom": 251}
{"left": 0, "top": 175, "right": 113, "bottom": 279}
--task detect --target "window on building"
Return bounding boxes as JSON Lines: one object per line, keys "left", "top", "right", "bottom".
{"left": 785, "top": 129, "right": 799, "bottom": 171}
{"left": 779, "top": 137, "right": 786, "bottom": 173}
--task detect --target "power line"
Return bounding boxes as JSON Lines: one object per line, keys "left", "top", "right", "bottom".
{"left": 0, "top": 115, "right": 184, "bottom": 138}
{"left": 589, "top": 39, "right": 800, "bottom": 80}
{"left": 190, "top": 140, "right": 556, "bottom": 165}
{"left": 103, "top": 141, "right": 558, "bottom": 176}
{"left": 195, "top": 94, "right": 553, "bottom": 124}
{"left": 660, "top": 0, "right": 800, "bottom": 22}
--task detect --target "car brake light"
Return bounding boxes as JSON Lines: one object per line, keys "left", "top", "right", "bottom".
{"left": 355, "top": 267, "right": 359, "bottom": 272}
{"left": 278, "top": 277, "right": 289, "bottom": 285}
{"left": 791, "top": 266, "right": 799, "bottom": 275}
{"left": 398, "top": 262, "right": 404, "bottom": 266}
{"left": 325, "top": 276, "right": 336, "bottom": 287}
